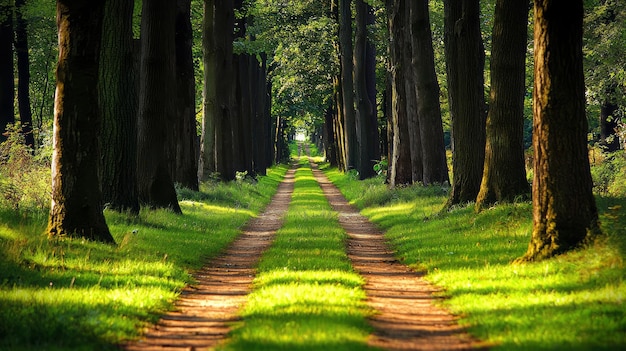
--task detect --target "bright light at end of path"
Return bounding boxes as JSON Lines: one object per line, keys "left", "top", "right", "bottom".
{"left": 295, "top": 132, "right": 306, "bottom": 141}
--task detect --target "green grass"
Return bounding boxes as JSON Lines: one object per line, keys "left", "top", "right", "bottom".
{"left": 220, "top": 158, "right": 377, "bottom": 351}
{"left": 0, "top": 165, "right": 288, "bottom": 351}
{"left": 324, "top": 165, "right": 626, "bottom": 351}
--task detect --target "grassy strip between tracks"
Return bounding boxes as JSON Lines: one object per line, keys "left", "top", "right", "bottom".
{"left": 219, "top": 158, "right": 377, "bottom": 351}
{"left": 0, "top": 165, "right": 288, "bottom": 351}
{"left": 323, "top": 163, "right": 626, "bottom": 351}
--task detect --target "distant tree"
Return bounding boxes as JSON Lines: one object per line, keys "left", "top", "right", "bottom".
{"left": 48, "top": 0, "right": 114, "bottom": 243}
{"left": 475, "top": 0, "right": 530, "bottom": 211}
{"left": 173, "top": 0, "right": 199, "bottom": 190}
{"left": 517, "top": 0, "right": 600, "bottom": 262}
{"left": 14, "top": 0, "right": 34, "bottom": 149}
{"left": 584, "top": 0, "right": 625, "bottom": 152}
{"left": 0, "top": 0, "right": 14, "bottom": 141}
{"left": 443, "top": 0, "right": 487, "bottom": 207}
{"left": 137, "top": 0, "right": 182, "bottom": 213}
{"left": 99, "top": 0, "right": 140, "bottom": 214}
{"left": 409, "top": 0, "right": 449, "bottom": 186}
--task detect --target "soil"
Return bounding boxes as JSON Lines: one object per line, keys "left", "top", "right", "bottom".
{"left": 123, "top": 160, "right": 488, "bottom": 351}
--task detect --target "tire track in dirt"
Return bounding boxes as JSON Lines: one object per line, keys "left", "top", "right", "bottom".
{"left": 310, "top": 160, "right": 488, "bottom": 351}
{"left": 123, "top": 165, "right": 296, "bottom": 351}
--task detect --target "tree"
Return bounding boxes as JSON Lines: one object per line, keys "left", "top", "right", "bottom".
{"left": 338, "top": 0, "right": 356, "bottom": 171}
{"left": 475, "top": 0, "right": 530, "bottom": 211}
{"left": 409, "top": 0, "right": 449, "bottom": 186}
{"left": 200, "top": 0, "right": 236, "bottom": 181}
{"left": 173, "top": 0, "right": 199, "bottom": 190}
{"left": 353, "top": 0, "right": 378, "bottom": 179}
{"left": 517, "top": 0, "right": 600, "bottom": 262}
{"left": 98, "top": 0, "right": 140, "bottom": 214}
{"left": 0, "top": 0, "right": 14, "bottom": 141}
{"left": 443, "top": 0, "right": 486, "bottom": 207}
{"left": 48, "top": 0, "right": 114, "bottom": 243}
{"left": 386, "top": 0, "right": 412, "bottom": 186}
{"left": 199, "top": 0, "right": 216, "bottom": 180}
{"left": 584, "top": 0, "right": 625, "bottom": 152}
{"left": 137, "top": 0, "right": 182, "bottom": 213}
{"left": 15, "top": 0, "right": 34, "bottom": 149}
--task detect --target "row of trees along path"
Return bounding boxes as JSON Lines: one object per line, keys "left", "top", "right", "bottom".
{"left": 123, "top": 158, "right": 487, "bottom": 351}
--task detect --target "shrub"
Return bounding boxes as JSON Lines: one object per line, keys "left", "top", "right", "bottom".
{"left": 0, "top": 124, "right": 51, "bottom": 212}
{"left": 590, "top": 149, "right": 626, "bottom": 196}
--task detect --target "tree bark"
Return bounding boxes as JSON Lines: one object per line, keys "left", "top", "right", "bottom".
{"left": 14, "top": 0, "right": 34, "bottom": 149}
{"left": 443, "top": 0, "right": 486, "bottom": 207}
{"left": 0, "top": 0, "right": 14, "bottom": 141}
{"left": 475, "top": 0, "right": 530, "bottom": 211}
{"left": 48, "top": 0, "right": 114, "bottom": 243}
{"left": 386, "top": 0, "right": 412, "bottom": 186}
{"left": 409, "top": 0, "right": 450, "bottom": 186}
{"left": 518, "top": 0, "right": 600, "bottom": 262}
{"left": 99, "top": 0, "right": 139, "bottom": 214}
{"left": 338, "top": 0, "right": 356, "bottom": 171}
{"left": 174, "top": 0, "right": 199, "bottom": 190}
{"left": 137, "top": 0, "right": 181, "bottom": 213}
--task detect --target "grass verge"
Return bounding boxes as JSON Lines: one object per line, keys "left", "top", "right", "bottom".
{"left": 220, "top": 158, "right": 377, "bottom": 351}
{"left": 323, "top": 165, "right": 626, "bottom": 351}
{"left": 0, "top": 165, "right": 288, "bottom": 351}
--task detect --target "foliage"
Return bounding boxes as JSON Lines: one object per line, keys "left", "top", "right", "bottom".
{"left": 0, "top": 123, "right": 51, "bottom": 212}
{"left": 325, "top": 164, "right": 626, "bottom": 351}
{"left": 20, "top": 0, "right": 56, "bottom": 149}
{"left": 221, "top": 158, "right": 374, "bottom": 350}
{"left": 590, "top": 149, "right": 626, "bottom": 196}
{"left": 584, "top": 0, "right": 626, "bottom": 125}
{"left": 0, "top": 164, "right": 287, "bottom": 350}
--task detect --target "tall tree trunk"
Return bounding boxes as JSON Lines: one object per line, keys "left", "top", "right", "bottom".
{"left": 14, "top": 0, "right": 34, "bottom": 149}
{"left": 174, "top": 0, "right": 199, "bottom": 190}
{"left": 354, "top": 0, "right": 376, "bottom": 179}
{"left": 324, "top": 101, "right": 338, "bottom": 167}
{"left": 330, "top": 0, "right": 346, "bottom": 171}
{"left": 214, "top": 0, "right": 235, "bottom": 180}
{"left": 48, "top": 0, "right": 114, "bottom": 243}
{"left": 386, "top": 0, "right": 412, "bottom": 186}
{"left": 137, "top": 0, "right": 181, "bottom": 213}
{"left": 365, "top": 5, "right": 380, "bottom": 168}
{"left": 99, "top": 0, "right": 140, "bottom": 214}
{"left": 403, "top": 2, "right": 423, "bottom": 184}
{"left": 443, "top": 0, "right": 486, "bottom": 207}
{"left": 475, "top": 0, "right": 530, "bottom": 211}
{"left": 409, "top": 0, "right": 450, "bottom": 186}
{"left": 339, "top": 0, "right": 356, "bottom": 171}
{"left": 199, "top": 0, "right": 216, "bottom": 180}
{"left": 518, "top": 0, "right": 600, "bottom": 262}
{"left": 253, "top": 53, "right": 269, "bottom": 175}
{"left": 0, "top": 0, "right": 14, "bottom": 141}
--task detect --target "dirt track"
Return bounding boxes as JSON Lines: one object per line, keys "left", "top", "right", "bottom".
{"left": 123, "top": 160, "right": 486, "bottom": 351}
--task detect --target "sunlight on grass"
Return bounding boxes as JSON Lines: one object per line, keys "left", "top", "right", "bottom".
{"left": 221, "top": 159, "right": 376, "bottom": 351}
{"left": 325, "top": 165, "right": 626, "bottom": 351}
{"left": 0, "top": 165, "right": 288, "bottom": 350}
